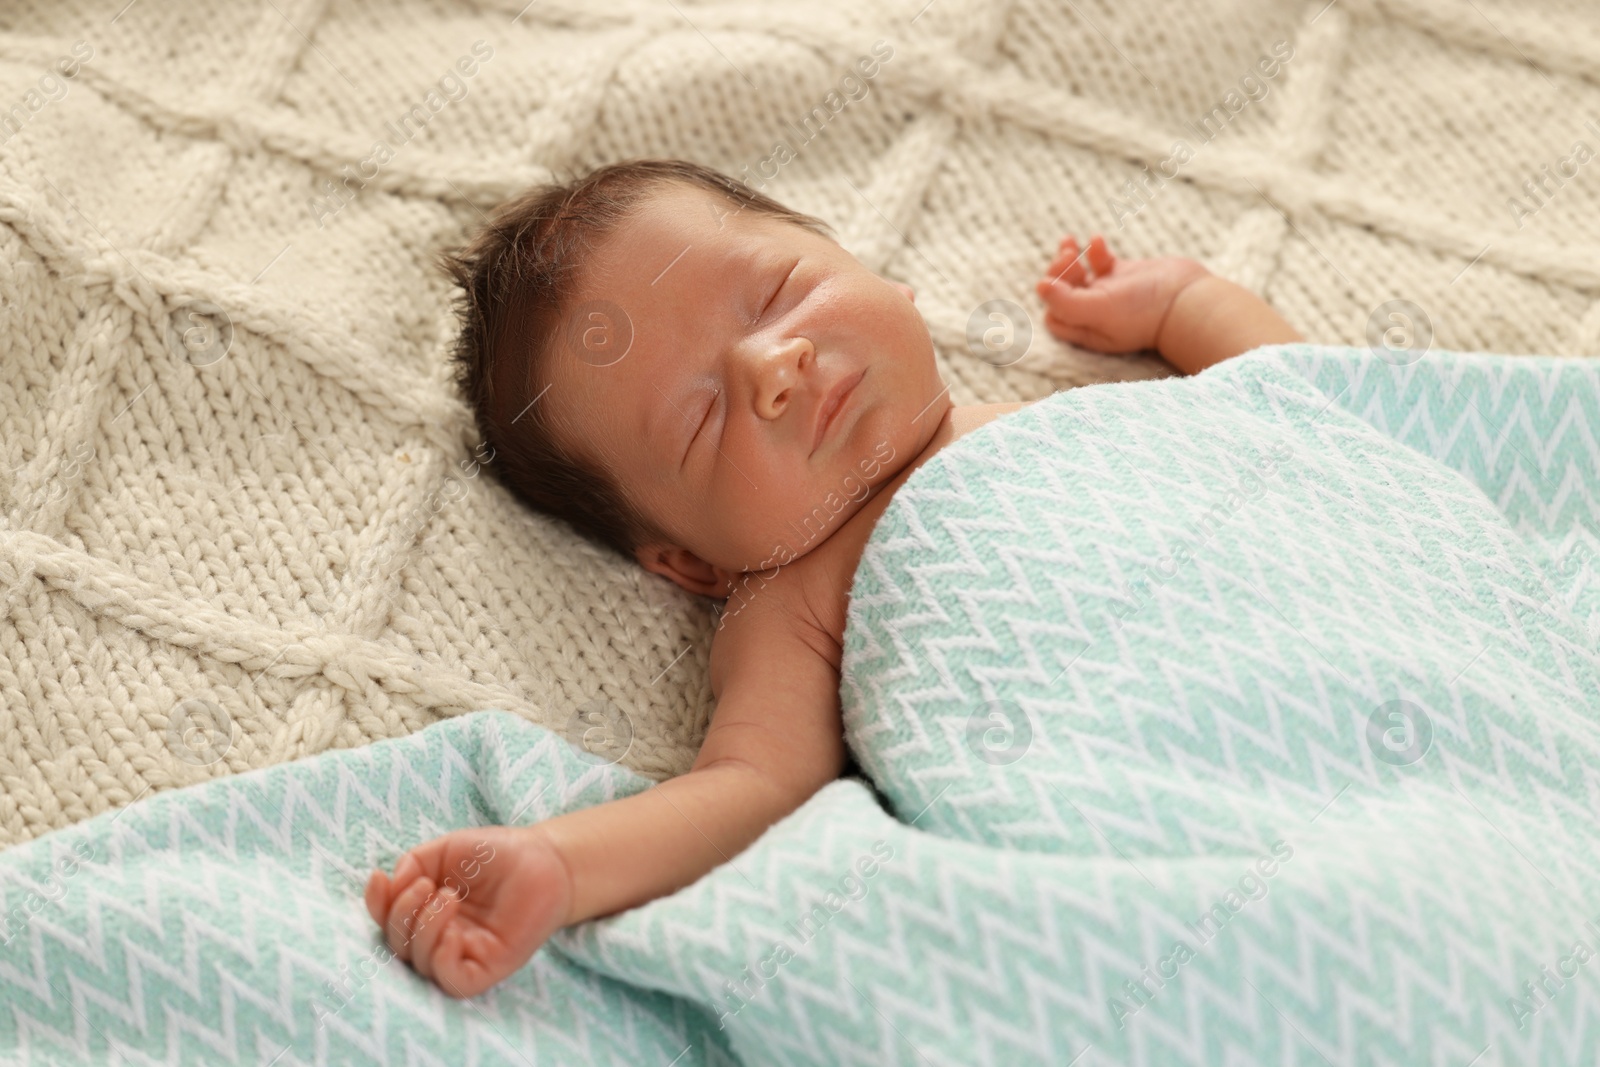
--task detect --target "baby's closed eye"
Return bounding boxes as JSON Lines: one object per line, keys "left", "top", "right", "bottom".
{"left": 755, "top": 260, "right": 798, "bottom": 324}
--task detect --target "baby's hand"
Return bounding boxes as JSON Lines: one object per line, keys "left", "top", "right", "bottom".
{"left": 365, "top": 824, "right": 573, "bottom": 998}
{"left": 1035, "top": 234, "right": 1209, "bottom": 354}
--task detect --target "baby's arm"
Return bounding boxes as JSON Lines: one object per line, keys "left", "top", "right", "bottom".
{"left": 365, "top": 602, "right": 844, "bottom": 998}
{"left": 1035, "top": 233, "right": 1302, "bottom": 374}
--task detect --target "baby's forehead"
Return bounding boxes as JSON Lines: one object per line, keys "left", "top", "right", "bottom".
{"left": 581, "top": 192, "right": 794, "bottom": 298}
{"left": 555, "top": 193, "right": 749, "bottom": 363}
{"left": 635, "top": 182, "right": 800, "bottom": 245}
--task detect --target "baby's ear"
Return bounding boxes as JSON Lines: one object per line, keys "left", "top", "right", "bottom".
{"left": 635, "top": 544, "right": 734, "bottom": 598}
{"left": 890, "top": 281, "right": 915, "bottom": 304}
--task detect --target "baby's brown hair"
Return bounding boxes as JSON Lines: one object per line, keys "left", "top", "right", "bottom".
{"left": 443, "top": 158, "right": 833, "bottom": 560}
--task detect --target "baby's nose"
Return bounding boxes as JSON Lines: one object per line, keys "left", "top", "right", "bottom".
{"left": 752, "top": 337, "right": 813, "bottom": 420}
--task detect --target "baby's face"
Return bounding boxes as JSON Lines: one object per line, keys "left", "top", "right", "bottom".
{"left": 543, "top": 182, "right": 948, "bottom": 590}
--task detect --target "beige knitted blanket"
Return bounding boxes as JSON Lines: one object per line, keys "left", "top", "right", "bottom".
{"left": 1, "top": 0, "right": 1596, "bottom": 848}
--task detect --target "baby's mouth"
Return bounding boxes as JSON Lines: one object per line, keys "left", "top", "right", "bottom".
{"left": 811, "top": 368, "right": 865, "bottom": 457}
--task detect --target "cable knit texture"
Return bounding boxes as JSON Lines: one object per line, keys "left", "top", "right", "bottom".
{"left": 1, "top": 0, "right": 1597, "bottom": 848}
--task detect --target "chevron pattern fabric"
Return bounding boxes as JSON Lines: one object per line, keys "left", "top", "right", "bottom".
{"left": 0, "top": 711, "right": 742, "bottom": 1067}
{"left": 3, "top": 348, "right": 1600, "bottom": 1067}
{"left": 828, "top": 343, "right": 1600, "bottom": 1062}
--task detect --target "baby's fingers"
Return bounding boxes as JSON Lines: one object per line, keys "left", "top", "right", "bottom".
{"left": 1045, "top": 236, "right": 1089, "bottom": 287}
{"left": 430, "top": 925, "right": 497, "bottom": 1000}
{"left": 408, "top": 883, "right": 463, "bottom": 982}
{"left": 364, "top": 870, "right": 392, "bottom": 928}
{"left": 1087, "top": 234, "right": 1115, "bottom": 277}
{"left": 1042, "top": 313, "right": 1108, "bottom": 351}
{"left": 385, "top": 871, "right": 437, "bottom": 962}
{"left": 1037, "top": 278, "right": 1113, "bottom": 322}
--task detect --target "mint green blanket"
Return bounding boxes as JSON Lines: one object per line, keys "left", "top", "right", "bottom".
{"left": 2, "top": 344, "right": 1596, "bottom": 1065}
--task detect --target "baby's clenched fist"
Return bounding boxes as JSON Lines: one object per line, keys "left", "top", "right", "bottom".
{"left": 365, "top": 824, "right": 573, "bottom": 998}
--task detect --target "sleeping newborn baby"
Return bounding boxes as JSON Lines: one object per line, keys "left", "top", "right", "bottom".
{"left": 364, "top": 158, "right": 1301, "bottom": 997}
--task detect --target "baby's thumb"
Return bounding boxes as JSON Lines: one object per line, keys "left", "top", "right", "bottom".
{"left": 1037, "top": 280, "right": 1105, "bottom": 322}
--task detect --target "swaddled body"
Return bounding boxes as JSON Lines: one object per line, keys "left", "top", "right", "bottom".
{"left": 840, "top": 343, "right": 1600, "bottom": 853}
